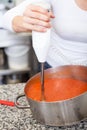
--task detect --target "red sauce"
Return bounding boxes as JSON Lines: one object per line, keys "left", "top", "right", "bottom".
{"left": 26, "top": 78, "right": 87, "bottom": 102}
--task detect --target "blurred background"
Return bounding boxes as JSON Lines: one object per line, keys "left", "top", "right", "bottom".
{"left": 0, "top": 0, "right": 39, "bottom": 85}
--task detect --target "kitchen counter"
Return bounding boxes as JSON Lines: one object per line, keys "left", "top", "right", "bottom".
{"left": 0, "top": 83, "right": 87, "bottom": 130}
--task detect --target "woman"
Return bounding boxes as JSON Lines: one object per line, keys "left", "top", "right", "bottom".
{"left": 3, "top": 0, "right": 87, "bottom": 67}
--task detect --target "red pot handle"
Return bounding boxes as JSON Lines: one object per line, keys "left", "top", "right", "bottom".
{"left": 0, "top": 100, "right": 15, "bottom": 106}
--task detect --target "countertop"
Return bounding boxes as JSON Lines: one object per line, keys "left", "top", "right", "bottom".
{"left": 0, "top": 83, "right": 87, "bottom": 130}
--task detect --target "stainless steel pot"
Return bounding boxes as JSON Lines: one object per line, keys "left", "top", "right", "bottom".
{"left": 15, "top": 65, "right": 87, "bottom": 126}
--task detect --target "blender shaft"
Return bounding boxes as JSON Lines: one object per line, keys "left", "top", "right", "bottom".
{"left": 41, "top": 62, "right": 45, "bottom": 101}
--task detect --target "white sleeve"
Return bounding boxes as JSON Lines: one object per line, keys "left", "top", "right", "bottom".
{"left": 2, "top": 0, "right": 50, "bottom": 32}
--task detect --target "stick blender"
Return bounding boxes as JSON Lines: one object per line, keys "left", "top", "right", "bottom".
{"left": 32, "top": 2, "right": 51, "bottom": 101}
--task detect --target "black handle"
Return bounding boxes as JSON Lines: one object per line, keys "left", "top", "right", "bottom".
{"left": 15, "top": 94, "right": 30, "bottom": 109}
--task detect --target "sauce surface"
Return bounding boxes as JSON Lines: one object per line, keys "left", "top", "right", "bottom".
{"left": 26, "top": 78, "right": 87, "bottom": 102}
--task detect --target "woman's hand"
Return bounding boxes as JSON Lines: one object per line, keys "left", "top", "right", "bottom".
{"left": 12, "top": 4, "right": 55, "bottom": 33}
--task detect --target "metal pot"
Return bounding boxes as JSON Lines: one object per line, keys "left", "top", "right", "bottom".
{"left": 15, "top": 65, "right": 87, "bottom": 126}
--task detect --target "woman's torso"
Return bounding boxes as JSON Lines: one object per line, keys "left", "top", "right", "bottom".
{"left": 46, "top": 0, "right": 87, "bottom": 67}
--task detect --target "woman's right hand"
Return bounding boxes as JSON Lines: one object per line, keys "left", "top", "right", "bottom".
{"left": 12, "top": 4, "right": 55, "bottom": 33}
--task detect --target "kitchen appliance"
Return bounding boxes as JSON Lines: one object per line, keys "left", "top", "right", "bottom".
{"left": 15, "top": 65, "right": 87, "bottom": 126}
{"left": 5, "top": 45, "right": 30, "bottom": 70}
{"left": 32, "top": 2, "right": 51, "bottom": 100}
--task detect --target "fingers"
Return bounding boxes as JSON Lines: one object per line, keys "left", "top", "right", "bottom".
{"left": 26, "top": 4, "right": 54, "bottom": 17}
{"left": 22, "top": 22, "right": 47, "bottom": 32}
{"left": 23, "top": 5, "right": 54, "bottom": 21}
{"left": 22, "top": 16, "right": 51, "bottom": 32}
{"left": 30, "top": 4, "right": 55, "bottom": 18}
{"left": 13, "top": 4, "right": 55, "bottom": 33}
{"left": 25, "top": 11, "right": 50, "bottom": 22}
{"left": 23, "top": 16, "right": 52, "bottom": 27}
{"left": 22, "top": 5, "right": 55, "bottom": 32}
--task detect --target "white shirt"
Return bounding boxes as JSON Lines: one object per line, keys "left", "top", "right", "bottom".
{"left": 2, "top": 0, "right": 87, "bottom": 67}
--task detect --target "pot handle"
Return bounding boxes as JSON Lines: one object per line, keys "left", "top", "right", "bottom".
{"left": 15, "top": 94, "right": 30, "bottom": 109}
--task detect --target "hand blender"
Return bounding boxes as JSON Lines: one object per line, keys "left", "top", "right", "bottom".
{"left": 32, "top": 2, "right": 51, "bottom": 101}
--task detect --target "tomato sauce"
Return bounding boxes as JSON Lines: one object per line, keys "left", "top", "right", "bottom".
{"left": 26, "top": 78, "right": 87, "bottom": 102}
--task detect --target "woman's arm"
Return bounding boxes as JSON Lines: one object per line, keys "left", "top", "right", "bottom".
{"left": 3, "top": 0, "right": 54, "bottom": 32}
